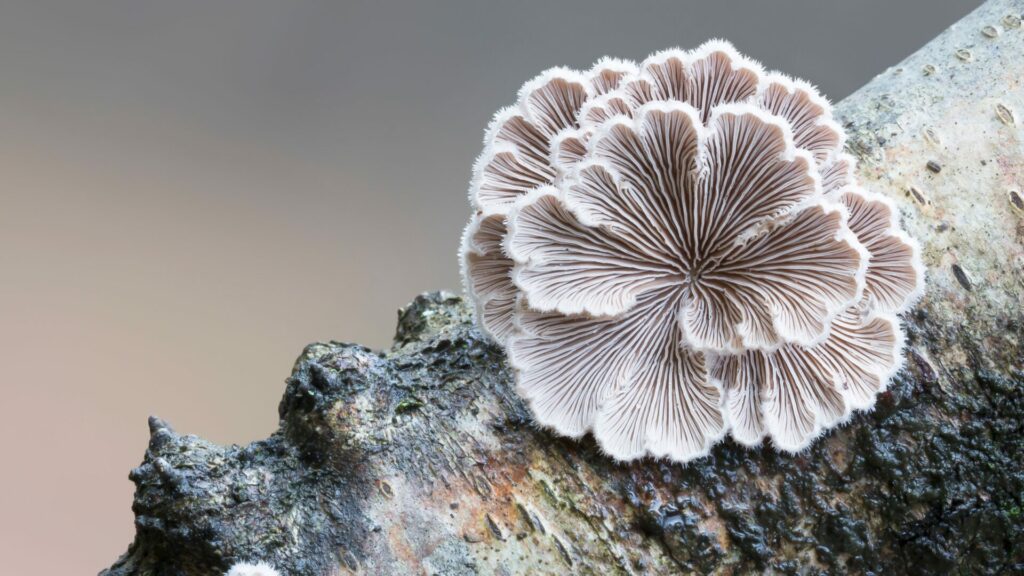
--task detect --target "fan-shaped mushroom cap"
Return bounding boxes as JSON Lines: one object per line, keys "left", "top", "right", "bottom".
{"left": 627, "top": 40, "right": 765, "bottom": 121}
{"left": 758, "top": 73, "right": 844, "bottom": 167}
{"left": 464, "top": 60, "right": 638, "bottom": 340}
{"left": 463, "top": 62, "right": 635, "bottom": 340}
{"left": 471, "top": 63, "right": 637, "bottom": 215}
{"left": 587, "top": 57, "right": 638, "bottom": 96}
{"left": 460, "top": 213, "right": 517, "bottom": 344}
{"left": 459, "top": 39, "right": 923, "bottom": 462}
{"left": 509, "top": 285, "right": 725, "bottom": 462}
{"left": 711, "top": 309, "right": 903, "bottom": 451}
{"left": 711, "top": 184, "right": 923, "bottom": 451}
{"left": 837, "top": 187, "right": 926, "bottom": 313}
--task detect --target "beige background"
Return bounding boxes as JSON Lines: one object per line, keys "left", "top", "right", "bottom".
{"left": 0, "top": 1, "right": 979, "bottom": 573}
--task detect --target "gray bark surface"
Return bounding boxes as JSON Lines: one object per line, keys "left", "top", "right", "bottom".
{"left": 103, "top": 1, "right": 1024, "bottom": 574}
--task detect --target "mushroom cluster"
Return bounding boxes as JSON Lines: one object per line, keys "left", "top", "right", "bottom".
{"left": 460, "top": 40, "right": 924, "bottom": 462}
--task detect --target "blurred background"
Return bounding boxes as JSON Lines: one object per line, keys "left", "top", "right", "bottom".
{"left": 0, "top": 0, "right": 980, "bottom": 573}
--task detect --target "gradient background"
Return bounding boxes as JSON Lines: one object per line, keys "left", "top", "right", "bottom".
{"left": 0, "top": 1, "right": 980, "bottom": 573}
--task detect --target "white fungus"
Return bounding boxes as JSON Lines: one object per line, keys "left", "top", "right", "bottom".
{"left": 225, "top": 561, "right": 281, "bottom": 576}
{"left": 460, "top": 40, "right": 924, "bottom": 462}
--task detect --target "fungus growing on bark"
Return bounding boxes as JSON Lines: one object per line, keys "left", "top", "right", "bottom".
{"left": 461, "top": 59, "right": 638, "bottom": 344}
{"left": 710, "top": 188, "right": 924, "bottom": 451}
{"left": 459, "top": 40, "right": 923, "bottom": 462}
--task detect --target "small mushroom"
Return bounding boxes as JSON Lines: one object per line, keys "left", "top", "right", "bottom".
{"left": 460, "top": 40, "right": 922, "bottom": 462}
{"left": 758, "top": 73, "right": 844, "bottom": 166}
{"left": 711, "top": 186, "right": 924, "bottom": 451}
{"left": 226, "top": 562, "right": 281, "bottom": 576}
{"left": 461, "top": 60, "right": 637, "bottom": 341}
{"left": 461, "top": 213, "right": 518, "bottom": 343}
{"left": 835, "top": 188, "right": 926, "bottom": 312}
{"left": 711, "top": 310, "right": 904, "bottom": 451}
{"left": 510, "top": 284, "right": 724, "bottom": 461}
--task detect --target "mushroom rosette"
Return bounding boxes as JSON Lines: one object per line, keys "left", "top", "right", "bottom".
{"left": 460, "top": 40, "right": 923, "bottom": 461}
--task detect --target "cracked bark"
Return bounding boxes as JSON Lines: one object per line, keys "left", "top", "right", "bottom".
{"left": 103, "top": 1, "right": 1024, "bottom": 574}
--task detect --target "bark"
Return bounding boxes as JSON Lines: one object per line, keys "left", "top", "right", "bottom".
{"left": 103, "top": 1, "right": 1024, "bottom": 574}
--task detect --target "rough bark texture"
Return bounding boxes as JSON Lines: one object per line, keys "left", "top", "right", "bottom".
{"left": 104, "top": 1, "right": 1024, "bottom": 574}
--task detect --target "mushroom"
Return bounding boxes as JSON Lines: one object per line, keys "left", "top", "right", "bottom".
{"left": 505, "top": 101, "right": 865, "bottom": 461}
{"left": 461, "top": 59, "right": 638, "bottom": 343}
{"left": 226, "top": 562, "right": 281, "bottom": 576}
{"left": 460, "top": 40, "right": 923, "bottom": 462}
{"left": 710, "top": 188, "right": 924, "bottom": 451}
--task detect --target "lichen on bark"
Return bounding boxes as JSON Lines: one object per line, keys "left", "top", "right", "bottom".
{"left": 104, "top": 1, "right": 1024, "bottom": 574}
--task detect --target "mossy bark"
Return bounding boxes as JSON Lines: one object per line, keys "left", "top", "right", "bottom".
{"left": 103, "top": 1, "right": 1024, "bottom": 574}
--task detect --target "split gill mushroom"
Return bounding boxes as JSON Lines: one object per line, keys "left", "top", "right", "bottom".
{"left": 460, "top": 40, "right": 924, "bottom": 462}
